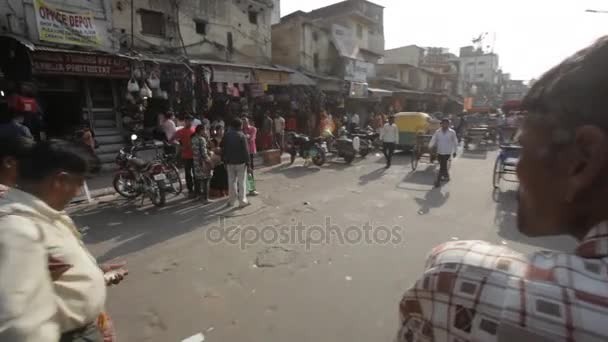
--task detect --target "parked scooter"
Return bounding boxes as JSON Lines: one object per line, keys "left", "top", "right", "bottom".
{"left": 285, "top": 131, "right": 326, "bottom": 166}
{"left": 112, "top": 134, "right": 169, "bottom": 207}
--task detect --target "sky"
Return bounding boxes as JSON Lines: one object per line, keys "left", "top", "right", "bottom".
{"left": 280, "top": 0, "right": 608, "bottom": 80}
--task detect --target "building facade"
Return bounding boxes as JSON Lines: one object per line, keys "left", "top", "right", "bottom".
{"left": 272, "top": 0, "right": 385, "bottom": 122}
{"left": 112, "top": 0, "right": 274, "bottom": 64}
{"left": 382, "top": 45, "right": 424, "bottom": 67}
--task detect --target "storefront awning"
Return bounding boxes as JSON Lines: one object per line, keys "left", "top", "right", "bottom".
{"left": 368, "top": 87, "right": 393, "bottom": 97}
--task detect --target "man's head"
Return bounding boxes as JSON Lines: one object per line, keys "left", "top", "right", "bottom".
{"left": 184, "top": 115, "right": 194, "bottom": 128}
{"left": 441, "top": 119, "right": 450, "bottom": 130}
{"left": 0, "top": 136, "right": 34, "bottom": 187}
{"left": 230, "top": 118, "right": 243, "bottom": 131}
{"left": 517, "top": 36, "right": 608, "bottom": 239}
{"left": 19, "top": 140, "right": 96, "bottom": 211}
{"left": 388, "top": 116, "right": 395, "bottom": 125}
{"left": 243, "top": 117, "right": 250, "bottom": 128}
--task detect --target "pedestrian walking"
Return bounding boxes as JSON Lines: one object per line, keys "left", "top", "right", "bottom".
{"left": 0, "top": 140, "right": 127, "bottom": 341}
{"left": 243, "top": 117, "right": 259, "bottom": 196}
{"left": 222, "top": 118, "right": 251, "bottom": 208}
{"left": 397, "top": 36, "right": 608, "bottom": 342}
{"left": 429, "top": 119, "right": 458, "bottom": 187}
{"left": 274, "top": 113, "right": 285, "bottom": 151}
{"left": 191, "top": 124, "right": 212, "bottom": 204}
{"left": 159, "top": 112, "right": 177, "bottom": 142}
{"left": 172, "top": 115, "right": 196, "bottom": 198}
{"left": 379, "top": 115, "right": 399, "bottom": 168}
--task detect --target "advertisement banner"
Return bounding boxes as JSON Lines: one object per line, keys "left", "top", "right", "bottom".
{"left": 32, "top": 51, "right": 130, "bottom": 78}
{"left": 34, "top": 0, "right": 99, "bottom": 46}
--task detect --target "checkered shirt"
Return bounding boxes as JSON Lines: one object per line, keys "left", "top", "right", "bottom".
{"left": 398, "top": 222, "right": 608, "bottom": 342}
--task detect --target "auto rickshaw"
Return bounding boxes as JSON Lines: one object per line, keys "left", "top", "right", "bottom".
{"left": 393, "top": 112, "right": 440, "bottom": 150}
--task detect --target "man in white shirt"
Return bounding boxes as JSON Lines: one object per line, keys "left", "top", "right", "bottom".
{"left": 159, "top": 112, "right": 177, "bottom": 141}
{"left": 0, "top": 140, "right": 126, "bottom": 341}
{"left": 429, "top": 119, "right": 459, "bottom": 187}
{"left": 379, "top": 115, "right": 399, "bottom": 168}
{"left": 274, "top": 113, "right": 286, "bottom": 152}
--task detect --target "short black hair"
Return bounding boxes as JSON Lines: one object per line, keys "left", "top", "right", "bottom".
{"left": 0, "top": 136, "right": 34, "bottom": 160}
{"left": 522, "top": 36, "right": 608, "bottom": 133}
{"left": 230, "top": 118, "right": 243, "bottom": 129}
{"left": 19, "top": 140, "right": 99, "bottom": 180}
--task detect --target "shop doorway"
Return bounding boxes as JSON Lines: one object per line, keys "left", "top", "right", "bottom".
{"left": 39, "top": 91, "right": 83, "bottom": 138}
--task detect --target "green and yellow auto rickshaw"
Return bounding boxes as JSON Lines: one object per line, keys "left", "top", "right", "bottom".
{"left": 393, "top": 112, "right": 440, "bottom": 150}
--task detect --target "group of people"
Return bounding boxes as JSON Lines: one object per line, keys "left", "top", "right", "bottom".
{"left": 159, "top": 112, "right": 258, "bottom": 208}
{"left": 378, "top": 114, "right": 460, "bottom": 187}
{"left": 0, "top": 136, "right": 126, "bottom": 341}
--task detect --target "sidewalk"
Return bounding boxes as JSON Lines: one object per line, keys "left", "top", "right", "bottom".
{"left": 73, "top": 152, "right": 292, "bottom": 203}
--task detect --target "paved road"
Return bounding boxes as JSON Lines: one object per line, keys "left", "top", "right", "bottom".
{"left": 72, "top": 147, "right": 576, "bottom": 342}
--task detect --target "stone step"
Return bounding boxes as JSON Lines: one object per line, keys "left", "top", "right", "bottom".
{"left": 95, "top": 128, "right": 121, "bottom": 137}
{"left": 96, "top": 134, "right": 124, "bottom": 144}
{"left": 97, "top": 152, "right": 118, "bottom": 164}
{"left": 96, "top": 143, "right": 124, "bottom": 154}
{"left": 95, "top": 120, "right": 116, "bottom": 129}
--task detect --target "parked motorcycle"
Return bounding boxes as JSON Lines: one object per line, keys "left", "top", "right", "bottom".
{"left": 112, "top": 135, "right": 168, "bottom": 207}
{"left": 286, "top": 132, "right": 326, "bottom": 166}
{"left": 349, "top": 126, "right": 379, "bottom": 157}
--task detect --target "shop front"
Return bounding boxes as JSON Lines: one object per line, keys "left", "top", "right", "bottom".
{"left": 30, "top": 49, "right": 130, "bottom": 139}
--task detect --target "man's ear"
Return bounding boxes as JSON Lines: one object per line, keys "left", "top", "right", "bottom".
{"left": 566, "top": 125, "right": 608, "bottom": 201}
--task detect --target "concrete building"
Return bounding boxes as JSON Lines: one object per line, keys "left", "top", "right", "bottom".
{"left": 112, "top": 0, "right": 274, "bottom": 63}
{"left": 458, "top": 46, "right": 500, "bottom": 95}
{"left": 272, "top": 0, "right": 384, "bottom": 87}
{"left": 382, "top": 45, "right": 424, "bottom": 67}
{"left": 502, "top": 79, "right": 529, "bottom": 102}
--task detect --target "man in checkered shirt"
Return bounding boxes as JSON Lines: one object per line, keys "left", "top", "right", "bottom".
{"left": 398, "top": 36, "right": 608, "bottom": 342}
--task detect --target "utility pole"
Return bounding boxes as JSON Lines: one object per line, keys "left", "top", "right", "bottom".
{"left": 130, "top": 0, "right": 134, "bottom": 50}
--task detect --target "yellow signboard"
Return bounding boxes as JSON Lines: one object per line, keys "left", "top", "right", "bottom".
{"left": 34, "top": 0, "right": 99, "bottom": 46}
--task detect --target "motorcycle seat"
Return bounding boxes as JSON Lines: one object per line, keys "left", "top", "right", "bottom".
{"left": 129, "top": 158, "right": 150, "bottom": 170}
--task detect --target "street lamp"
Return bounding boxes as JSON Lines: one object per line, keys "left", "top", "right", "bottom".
{"left": 586, "top": 9, "right": 608, "bottom": 13}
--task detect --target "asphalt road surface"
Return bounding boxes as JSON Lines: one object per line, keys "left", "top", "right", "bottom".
{"left": 72, "top": 147, "right": 576, "bottom": 342}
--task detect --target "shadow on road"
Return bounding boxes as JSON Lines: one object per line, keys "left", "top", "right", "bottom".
{"left": 493, "top": 189, "right": 575, "bottom": 252}
{"left": 265, "top": 163, "right": 321, "bottom": 178}
{"left": 359, "top": 166, "right": 386, "bottom": 185}
{"left": 401, "top": 165, "right": 437, "bottom": 186}
{"left": 73, "top": 196, "right": 249, "bottom": 263}
{"left": 414, "top": 188, "right": 450, "bottom": 215}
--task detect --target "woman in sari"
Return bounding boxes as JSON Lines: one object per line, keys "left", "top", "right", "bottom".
{"left": 209, "top": 125, "right": 229, "bottom": 198}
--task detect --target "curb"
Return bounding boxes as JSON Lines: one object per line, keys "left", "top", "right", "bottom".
{"left": 72, "top": 154, "right": 292, "bottom": 203}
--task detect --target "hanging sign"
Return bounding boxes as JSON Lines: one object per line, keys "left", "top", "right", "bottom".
{"left": 31, "top": 51, "right": 130, "bottom": 78}
{"left": 34, "top": 0, "right": 100, "bottom": 46}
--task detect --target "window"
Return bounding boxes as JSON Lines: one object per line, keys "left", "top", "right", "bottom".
{"left": 478, "top": 61, "right": 486, "bottom": 65}
{"left": 313, "top": 53, "right": 319, "bottom": 69}
{"left": 356, "top": 24, "right": 363, "bottom": 39}
{"left": 194, "top": 20, "right": 207, "bottom": 35}
{"left": 478, "top": 73, "right": 485, "bottom": 78}
{"left": 140, "top": 10, "right": 164, "bottom": 36}
{"left": 248, "top": 10, "right": 258, "bottom": 25}
{"left": 313, "top": 31, "right": 319, "bottom": 42}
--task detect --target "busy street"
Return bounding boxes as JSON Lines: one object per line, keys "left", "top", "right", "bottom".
{"left": 73, "top": 148, "right": 574, "bottom": 342}
{"left": 1, "top": 0, "right": 607, "bottom": 341}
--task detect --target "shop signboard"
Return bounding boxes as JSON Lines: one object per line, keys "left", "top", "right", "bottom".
{"left": 344, "top": 59, "right": 374, "bottom": 83}
{"left": 31, "top": 51, "right": 130, "bottom": 78}
{"left": 34, "top": 0, "right": 100, "bottom": 47}
{"left": 212, "top": 67, "right": 252, "bottom": 83}
{"left": 348, "top": 82, "right": 368, "bottom": 98}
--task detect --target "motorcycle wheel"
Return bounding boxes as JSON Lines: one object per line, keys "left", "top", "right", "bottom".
{"left": 311, "top": 147, "right": 326, "bottom": 166}
{"left": 149, "top": 180, "right": 166, "bottom": 207}
{"left": 113, "top": 172, "right": 139, "bottom": 199}
{"left": 359, "top": 148, "right": 370, "bottom": 158}
{"left": 344, "top": 154, "right": 355, "bottom": 164}
{"left": 289, "top": 151, "right": 297, "bottom": 164}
